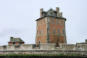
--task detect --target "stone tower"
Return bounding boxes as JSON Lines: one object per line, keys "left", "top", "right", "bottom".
{"left": 36, "top": 7, "right": 67, "bottom": 46}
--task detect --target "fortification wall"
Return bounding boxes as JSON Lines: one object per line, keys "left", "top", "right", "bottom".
{"left": 59, "top": 43, "right": 76, "bottom": 50}
{"left": 0, "top": 43, "right": 87, "bottom": 55}
{"left": 0, "top": 46, "right": 3, "bottom": 51}
{"left": 39, "top": 43, "right": 56, "bottom": 50}
{"left": 0, "top": 50, "right": 87, "bottom": 55}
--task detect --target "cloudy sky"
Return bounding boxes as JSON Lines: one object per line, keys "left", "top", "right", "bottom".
{"left": 0, "top": 0, "right": 87, "bottom": 45}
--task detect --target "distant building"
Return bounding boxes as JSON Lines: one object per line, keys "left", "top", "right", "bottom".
{"left": 36, "top": 7, "right": 67, "bottom": 46}
{"left": 8, "top": 37, "right": 24, "bottom": 46}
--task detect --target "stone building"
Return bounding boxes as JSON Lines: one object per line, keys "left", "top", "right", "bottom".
{"left": 0, "top": 7, "right": 87, "bottom": 55}
{"left": 36, "top": 7, "right": 67, "bottom": 46}
{"left": 8, "top": 37, "right": 24, "bottom": 46}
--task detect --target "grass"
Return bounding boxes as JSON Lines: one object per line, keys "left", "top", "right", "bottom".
{"left": 0, "top": 54, "right": 82, "bottom": 56}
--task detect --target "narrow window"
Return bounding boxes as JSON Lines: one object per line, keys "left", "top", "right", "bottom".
{"left": 63, "top": 29, "right": 65, "bottom": 35}
{"left": 58, "top": 29, "right": 60, "bottom": 35}
{"left": 39, "top": 41, "right": 40, "bottom": 48}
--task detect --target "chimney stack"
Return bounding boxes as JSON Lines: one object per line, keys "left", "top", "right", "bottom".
{"left": 56, "top": 7, "right": 60, "bottom": 17}
{"left": 59, "top": 12, "right": 62, "bottom": 17}
{"left": 40, "top": 8, "right": 43, "bottom": 17}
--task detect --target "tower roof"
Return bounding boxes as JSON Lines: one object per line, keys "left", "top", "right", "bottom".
{"left": 36, "top": 7, "right": 66, "bottom": 21}
{"left": 36, "top": 16, "right": 66, "bottom": 21}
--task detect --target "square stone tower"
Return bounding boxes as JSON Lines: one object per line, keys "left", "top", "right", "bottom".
{"left": 36, "top": 7, "right": 67, "bottom": 46}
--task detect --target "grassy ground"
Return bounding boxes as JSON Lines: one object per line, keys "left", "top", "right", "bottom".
{"left": 0, "top": 54, "right": 82, "bottom": 56}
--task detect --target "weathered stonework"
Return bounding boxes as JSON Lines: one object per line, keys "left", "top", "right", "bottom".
{"left": 36, "top": 7, "right": 67, "bottom": 46}
{"left": 0, "top": 41, "right": 87, "bottom": 55}
{"left": 0, "top": 7, "right": 87, "bottom": 55}
{"left": 8, "top": 37, "right": 24, "bottom": 46}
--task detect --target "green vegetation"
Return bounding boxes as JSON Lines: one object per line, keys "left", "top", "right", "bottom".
{"left": 0, "top": 54, "right": 82, "bottom": 56}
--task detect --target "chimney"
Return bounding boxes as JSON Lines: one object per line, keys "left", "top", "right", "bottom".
{"left": 40, "top": 8, "right": 43, "bottom": 17}
{"left": 56, "top": 7, "right": 60, "bottom": 17}
{"left": 59, "top": 12, "right": 62, "bottom": 17}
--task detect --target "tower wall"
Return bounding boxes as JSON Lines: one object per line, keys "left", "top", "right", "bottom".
{"left": 36, "top": 18, "right": 47, "bottom": 45}
{"left": 36, "top": 7, "right": 67, "bottom": 46}
{"left": 47, "top": 17, "right": 66, "bottom": 44}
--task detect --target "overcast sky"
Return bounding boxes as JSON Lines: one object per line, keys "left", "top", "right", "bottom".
{"left": 0, "top": 0, "right": 87, "bottom": 45}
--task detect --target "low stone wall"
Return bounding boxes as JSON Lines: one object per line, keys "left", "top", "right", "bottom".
{"left": 40, "top": 43, "right": 56, "bottom": 50}
{"left": 0, "top": 50, "right": 87, "bottom": 55}
{"left": 0, "top": 43, "right": 87, "bottom": 55}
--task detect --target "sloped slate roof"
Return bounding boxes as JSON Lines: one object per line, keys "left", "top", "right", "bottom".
{"left": 36, "top": 16, "right": 66, "bottom": 21}
{"left": 10, "top": 37, "right": 24, "bottom": 42}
